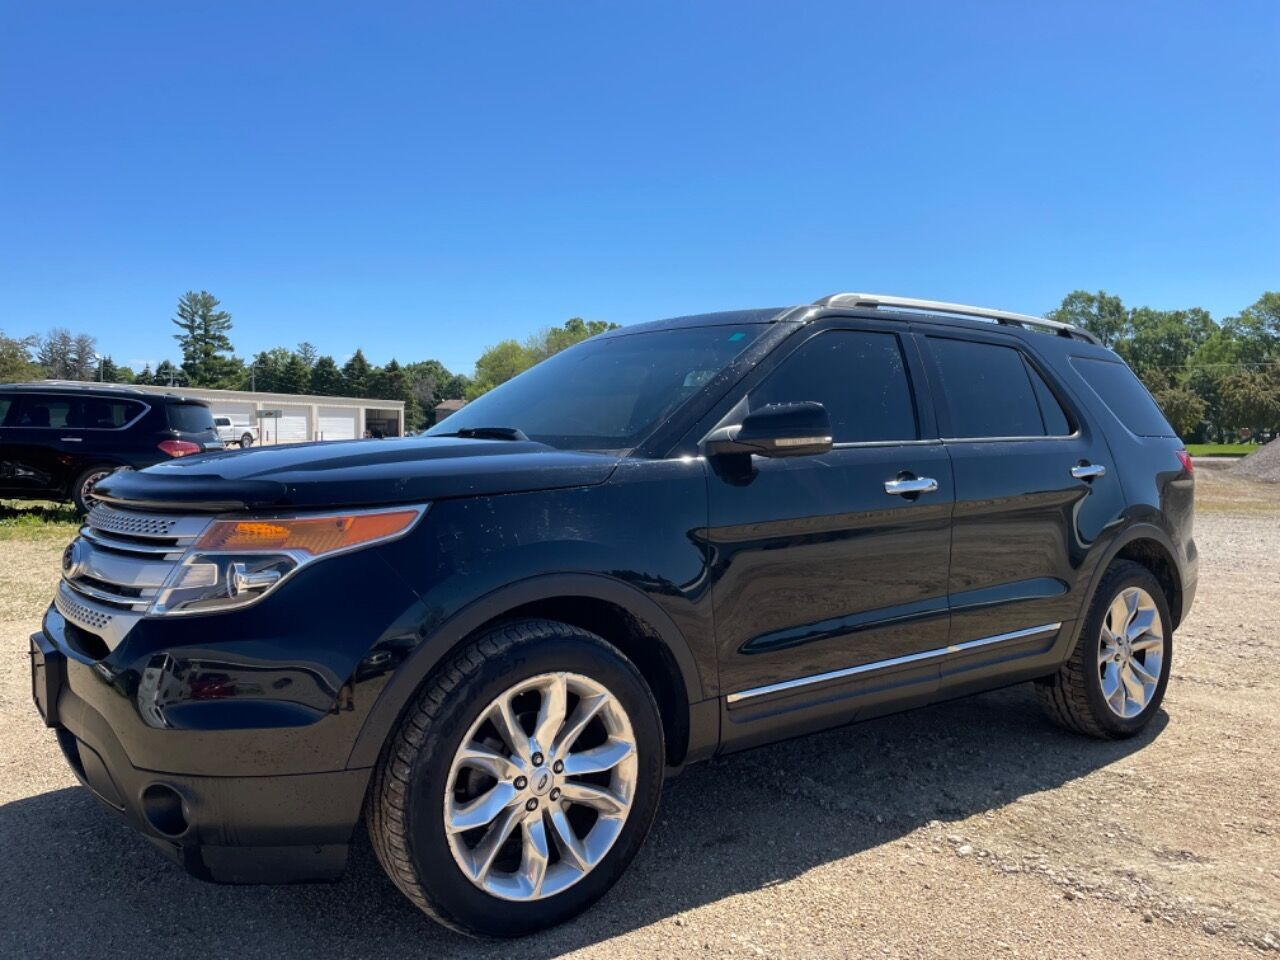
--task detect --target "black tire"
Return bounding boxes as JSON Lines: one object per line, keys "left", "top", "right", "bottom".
{"left": 239, "top": 434, "right": 254, "bottom": 448}
{"left": 70, "top": 464, "right": 117, "bottom": 514}
{"left": 1037, "top": 560, "right": 1173, "bottom": 739}
{"left": 368, "top": 619, "right": 665, "bottom": 938}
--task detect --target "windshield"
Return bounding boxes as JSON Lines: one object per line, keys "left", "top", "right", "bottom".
{"left": 427, "top": 323, "right": 769, "bottom": 451}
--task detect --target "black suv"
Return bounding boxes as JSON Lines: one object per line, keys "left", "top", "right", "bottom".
{"left": 0, "top": 383, "right": 223, "bottom": 512}
{"left": 30, "top": 294, "right": 1196, "bottom": 937}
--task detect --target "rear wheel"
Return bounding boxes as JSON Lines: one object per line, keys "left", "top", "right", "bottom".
{"left": 368, "top": 619, "right": 664, "bottom": 937}
{"left": 239, "top": 433, "right": 254, "bottom": 448}
{"left": 1037, "top": 560, "right": 1172, "bottom": 738}
{"left": 70, "top": 464, "right": 116, "bottom": 514}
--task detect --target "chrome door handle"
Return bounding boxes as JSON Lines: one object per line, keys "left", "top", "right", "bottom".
{"left": 1071, "top": 463, "right": 1106, "bottom": 481}
{"left": 884, "top": 476, "right": 939, "bottom": 496}
{"left": 60, "top": 437, "right": 83, "bottom": 442}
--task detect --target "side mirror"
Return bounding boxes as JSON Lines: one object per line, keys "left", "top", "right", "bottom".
{"left": 703, "top": 402, "right": 833, "bottom": 459}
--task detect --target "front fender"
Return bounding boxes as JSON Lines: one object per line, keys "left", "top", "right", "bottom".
{"left": 344, "top": 572, "right": 706, "bottom": 770}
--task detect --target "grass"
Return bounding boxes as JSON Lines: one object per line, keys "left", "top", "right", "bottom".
{"left": 0, "top": 501, "right": 80, "bottom": 541}
{"left": 1184, "top": 443, "right": 1258, "bottom": 458}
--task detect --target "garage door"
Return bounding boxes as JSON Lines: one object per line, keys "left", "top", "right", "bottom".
{"left": 264, "top": 404, "right": 311, "bottom": 444}
{"left": 207, "top": 399, "right": 257, "bottom": 427}
{"left": 317, "top": 406, "right": 359, "bottom": 441}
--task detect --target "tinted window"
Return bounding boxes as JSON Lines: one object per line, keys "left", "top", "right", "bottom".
{"left": 0, "top": 394, "right": 11, "bottom": 425}
{"left": 7, "top": 394, "right": 73, "bottom": 428}
{"left": 167, "top": 402, "right": 216, "bottom": 433}
{"left": 1071, "top": 357, "right": 1175, "bottom": 437}
{"left": 928, "top": 338, "right": 1045, "bottom": 438}
{"left": 751, "top": 331, "right": 918, "bottom": 443}
{"left": 425, "top": 324, "right": 767, "bottom": 450}
{"left": 1027, "top": 363, "right": 1073, "bottom": 436}
{"left": 71, "top": 397, "right": 145, "bottom": 428}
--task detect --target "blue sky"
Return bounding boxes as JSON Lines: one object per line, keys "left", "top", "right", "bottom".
{"left": 2, "top": 1, "right": 1277, "bottom": 375}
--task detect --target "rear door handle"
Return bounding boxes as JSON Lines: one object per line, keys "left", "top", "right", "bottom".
{"left": 1071, "top": 463, "right": 1106, "bottom": 481}
{"left": 60, "top": 437, "right": 83, "bottom": 443}
{"left": 884, "top": 476, "right": 939, "bottom": 496}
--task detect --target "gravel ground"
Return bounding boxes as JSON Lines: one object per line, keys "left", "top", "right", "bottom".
{"left": 1234, "top": 439, "right": 1280, "bottom": 482}
{"left": 1, "top": 475, "right": 1277, "bottom": 958}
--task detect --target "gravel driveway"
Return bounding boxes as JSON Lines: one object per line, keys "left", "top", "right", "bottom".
{"left": 1, "top": 477, "right": 1276, "bottom": 958}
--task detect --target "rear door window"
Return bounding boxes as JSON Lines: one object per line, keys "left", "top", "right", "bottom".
{"left": 167, "top": 402, "right": 217, "bottom": 434}
{"left": 750, "top": 330, "right": 919, "bottom": 443}
{"left": 1026, "top": 362, "right": 1073, "bottom": 436}
{"left": 7, "top": 394, "right": 73, "bottom": 428}
{"left": 927, "top": 338, "right": 1047, "bottom": 439}
{"left": 1070, "top": 357, "right": 1175, "bottom": 437}
{"left": 0, "top": 393, "right": 12, "bottom": 425}
{"left": 71, "top": 397, "right": 146, "bottom": 428}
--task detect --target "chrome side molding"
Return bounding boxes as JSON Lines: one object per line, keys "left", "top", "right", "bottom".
{"left": 725, "top": 622, "right": 1063, "bottom": 705}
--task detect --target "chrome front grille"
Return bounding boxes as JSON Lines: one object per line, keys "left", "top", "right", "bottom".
{"left": 86, "top": 503, "right": 182, "bottom": 538}
{"left": 58, "top": 504, "right": 212, "bottom": 653}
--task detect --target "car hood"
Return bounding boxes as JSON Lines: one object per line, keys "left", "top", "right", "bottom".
{"left": 94, "top": 437, "right": 623, "bottom": 512}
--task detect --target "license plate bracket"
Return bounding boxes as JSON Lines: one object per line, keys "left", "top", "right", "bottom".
{"left": 30, "top": 632, "right": 66, "bottom": 728}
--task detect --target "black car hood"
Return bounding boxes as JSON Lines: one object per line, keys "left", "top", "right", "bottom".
{"left": 94, "top": 437, "right": 622, "bottom": 512}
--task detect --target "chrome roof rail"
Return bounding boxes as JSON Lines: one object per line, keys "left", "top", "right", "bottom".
{"left": 813, "top": 292, "right": 1100, "bottom": 344}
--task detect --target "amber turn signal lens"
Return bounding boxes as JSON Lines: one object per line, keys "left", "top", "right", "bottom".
{"left": 195, "top": 509, "right": 420, "bottom": 557}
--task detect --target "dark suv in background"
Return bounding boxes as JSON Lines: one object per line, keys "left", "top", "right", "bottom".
{"left": 0, "top": 383, "right": 223, "bottom": 512}
{"left": 30, "top": 293, "right": 1196, "bottom": 937}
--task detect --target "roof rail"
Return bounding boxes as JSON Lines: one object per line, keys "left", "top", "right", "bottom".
{"left": 813, "top": 292, "right": 1100, "bottom": 344}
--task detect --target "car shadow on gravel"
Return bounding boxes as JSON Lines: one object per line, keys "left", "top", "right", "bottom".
{"left": 0, "top": 683, "right": 1164, "bottom": 960}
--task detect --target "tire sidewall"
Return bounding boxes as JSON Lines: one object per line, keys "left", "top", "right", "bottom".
{"left": 403, "top": 631, "right": 664, "bottom": 937}
{"left": 1082, "top": 566, "right": 1173, "bottom": 736}
{"left": 71, "top": 464, "right": 116, "bottom": 514}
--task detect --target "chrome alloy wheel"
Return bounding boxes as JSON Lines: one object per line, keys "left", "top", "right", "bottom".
{"left": 444, "top": 672, "right": 639, "bottom": 902}
{"left": 1099, "top": 586, "right": 1165, "bottom": 719}
{"left": 79, "top": 468, "right": 114, "bottom": 510}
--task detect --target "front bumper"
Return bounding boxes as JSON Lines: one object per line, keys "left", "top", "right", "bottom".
{"left": 30, "top": 628, "right": 370, "bottom": 883}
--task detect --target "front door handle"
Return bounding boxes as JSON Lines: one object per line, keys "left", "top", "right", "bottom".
{"left": 884, "top": 476, "right": 939, "bottom": 496}
{"left": 60, "top": 437, "right": 83, "bottom": 443}
{"left": 1071, "top": 463, "right": 1106, "bottom": 481}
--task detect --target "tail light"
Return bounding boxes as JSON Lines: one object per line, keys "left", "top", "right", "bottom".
{"left": 1176, "top": 449, "right": 1194, "bottom": 474}
{"left": 158, "top": 439, "right": 202, "bottom": 458}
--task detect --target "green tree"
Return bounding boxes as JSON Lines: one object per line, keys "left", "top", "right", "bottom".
{"left": 133, "top": 364, "right": 156, "bottom": 386}
{"left": 341, "top": 349, "right": 372, "bottom": 397}
{"left": 466, "top": 317, "right": 618, "bottom": 400}
{"left": 310, "top": 355, "right": 343, "bottom": 395}
{"left": 1152, "top": 383, "right": 1206, "bottom": 438}
{"left": 0, "top": 329, "right": 40, "bottom": 381}
{"left": 296, "top": 341, "right": 319, "bottom": 368}
{"left": 1046, "top": 291, "right": 1128, "bottom": 349}
{"left": 279, "top": 353, "right": 312, "bottom": 394}
{"left": 467, "top": 340, "right": 534, "bottom": 399}
{"left": 154, "top": 360, "right": 186, "bottom": 386}
{"left": 172, "top": 290, "right": 236, "bottom": 385}
{"left": 370, "top": 358, "right": 422, "bottom": 431}
{"left": 1219, "top": 369, "right": 1280, "bottom": 437}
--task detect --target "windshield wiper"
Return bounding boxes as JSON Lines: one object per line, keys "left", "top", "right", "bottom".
{"left": 442, "top": 426, "right": 530, "bottom": 442}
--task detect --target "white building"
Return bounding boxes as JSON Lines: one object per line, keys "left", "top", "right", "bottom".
{"left": 121, "top": 383, "right": 405, "bottom": 443}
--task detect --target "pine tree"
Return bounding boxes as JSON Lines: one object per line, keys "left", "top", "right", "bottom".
{"left": 341, "top": 349, "right": 371, "bottom": 397}
{"left": 172, "top": 290, "right": 235, "bottom": 386}
{"left": 310, "top": 355, "right": 343, "bottom": 395}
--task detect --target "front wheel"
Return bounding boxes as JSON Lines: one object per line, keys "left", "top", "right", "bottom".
{"left": 368, "top": 620, "right": 665, "bottom": 937}
{"left": 1037, "top": 560, "right": 1172, "bottom": 739}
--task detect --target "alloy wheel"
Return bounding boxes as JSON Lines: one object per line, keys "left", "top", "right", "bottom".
{"left": 1098, "top": 586, "right": 1165, "bottom": 719}
{"left": 443, "top": 671, "right": 638, "bottom": 902}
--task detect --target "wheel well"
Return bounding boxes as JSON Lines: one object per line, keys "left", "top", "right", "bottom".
{"left": 1114, "top": 538, "right": 1183, "bottom": 628}
{"left": 482, "top": 597, "right": 692, "bottom": 766}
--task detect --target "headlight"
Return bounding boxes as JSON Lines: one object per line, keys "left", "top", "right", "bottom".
{"left": 148, "top": 506, "right": 425, "bottom": 617}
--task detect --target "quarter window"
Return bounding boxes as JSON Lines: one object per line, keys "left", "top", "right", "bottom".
{"left": 1071, "top": 357, "right": 1175, "bottom": 438}
{"left": 751, "top": 331, "right": 918, "bottom": 443}
{"left": 928, "top": 337, "right": 1061, "bottom": 439}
